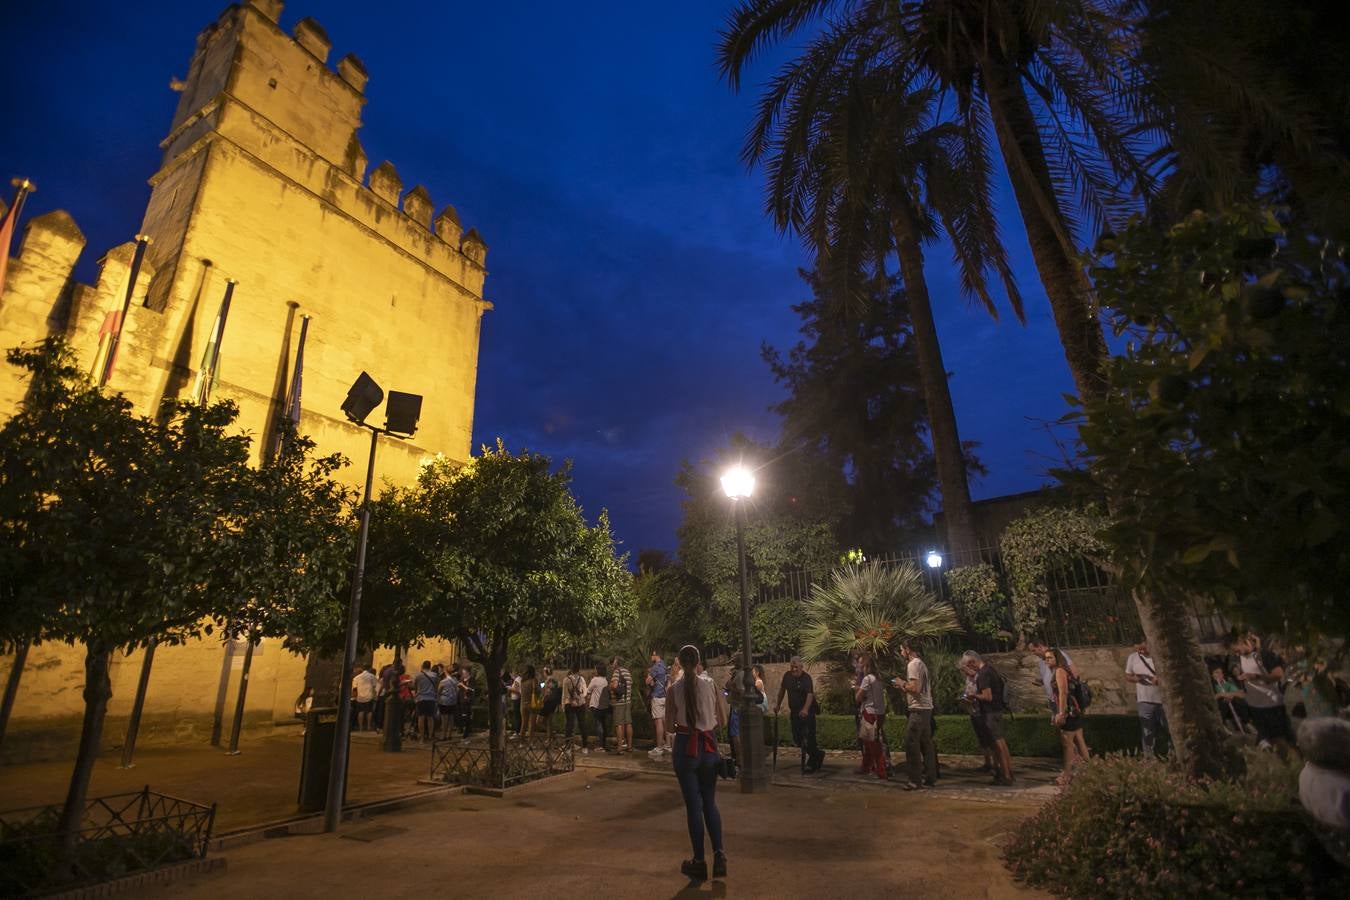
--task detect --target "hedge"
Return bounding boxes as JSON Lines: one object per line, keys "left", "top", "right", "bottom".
{"left": 456, "top": 705, "right": 1156, "bottom": 757}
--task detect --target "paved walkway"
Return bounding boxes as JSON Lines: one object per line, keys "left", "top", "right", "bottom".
{"left": 142, "top": 767, "right": 1052, "bottom": 899}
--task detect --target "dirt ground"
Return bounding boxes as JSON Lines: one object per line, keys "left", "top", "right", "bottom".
{"left": 139, "top": 766, "right": 1051, "bottom": 900}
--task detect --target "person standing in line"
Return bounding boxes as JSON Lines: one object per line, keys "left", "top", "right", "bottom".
{"left": 664, "top": 644, "right": 727, "bottom": 882}
{"left": 895, "top": 640, "right": 937, "bottom": 790}
{"left": 855, "top": 655, "right": 888, "bottom": 779}
{"left": 373, "top": 661, "right": 393, "bottom": 733}
{"left": 960, "top": 658, "right": 996, "bottom": 775}
{"left": 413, "top": 660, "right": 439, "bottom": 743}
{"left": 564, "top": 664, "right": 588, "bottom": 747}
{"left": 961, "top": 651, "right": 1014, "bottom": 785}
{"left": 647, "top": 650, "right": 669, "bottom": 757}
{"left": 518, "top": 665, "right": 539, "bottom": 738}
{"left": 775, "top": 656, "right": 822, "bottom": 773}
{"left": 587, "top": 662, "right": 612, "bottom": 753}
{"left": 539, "top": 666, "right": 562, "bottom": 739}
{"left": 507, "top": 670, "right": 522, "bottom": 736}
{"left": 1124, "top": 638, "right": 1167, "bottom": 758}
{"left": 1027, "top": 637, "right": 1078, "bottom": 715}
{"left": 437, "top": 664, "right": 460, "bottom": 740}
{"left": 1046, "top": 648, "right": 1091, "bottom": 783}
{"left": 455, "top": 664, "right": 475, "bottom": 739}
{"left": 352, "top": 664, "right": 378, "bottom": 732}
{"left": 1234, "top": 631, "right": 1295, "bottom": 750}
{"left": 610, "top": 657, "right": 635, "bottom": 753}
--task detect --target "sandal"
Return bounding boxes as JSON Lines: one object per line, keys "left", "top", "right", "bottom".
{"left": 902, "top": 781, "right": 923, "bottom": 791}
{"left": 681, "top": 858, "right": 708, "bottom": 881}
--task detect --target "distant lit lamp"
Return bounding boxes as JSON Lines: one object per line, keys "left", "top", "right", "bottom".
{"left": 925, "top": 550, "right": 944, "bottom": 569}
{"left": 721, "top": 464, "right": 765, "bottom": 793}
{"left": 326, "top": 373, "right": 424, "bottom": 832}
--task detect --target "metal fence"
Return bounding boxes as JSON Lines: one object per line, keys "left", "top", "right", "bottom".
{"left": 429, "top": 736, "right": 574, "bottom": 789}
{"left": 0, "top": 787, "right": 215, "bottom": 896}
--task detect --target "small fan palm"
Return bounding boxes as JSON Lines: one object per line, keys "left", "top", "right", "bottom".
{"left": 800, "top": 560, "right": 959, "bottom": 667}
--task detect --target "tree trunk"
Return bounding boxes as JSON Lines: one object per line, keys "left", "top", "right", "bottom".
{"left": 59, "top": 646, "right": 114, "bottom": 867}
{"left": 983, "top": 61, "right": 1109, "bottom": 404}
{"left": 891, "top": 217, "right": 980, "bottom": 558}
{"left": 0, "top": 641, "right": 30, "bottom": 755}
{"left": 1132, "top": 586, "right": 1242, "bottom": 779}
{"left": 483, "top": 641, "right": 507, "bottom": 784}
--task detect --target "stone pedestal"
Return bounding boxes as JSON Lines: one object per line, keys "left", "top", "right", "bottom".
{"left": 739, "top": 703, "right": 769, "bottom": 793}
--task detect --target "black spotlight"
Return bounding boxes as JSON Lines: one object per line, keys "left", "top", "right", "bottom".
{"left": 385, "top": 390, "right": 423, "bottom": 436}
{"left": 341, "top": 371, "right": 383, "bottom": 424}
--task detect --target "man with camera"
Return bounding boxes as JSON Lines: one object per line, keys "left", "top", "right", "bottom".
{"left": 1125, "top": 638, "right": 1167, "bottom": 757}
{"left": 775, "top": 656, "right": 823, "bottom": 773}
{"left": 893, "top": 640, "right": 937, "bottom": 790}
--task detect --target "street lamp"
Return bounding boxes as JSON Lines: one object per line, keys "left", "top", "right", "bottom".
{"left": 925, "top": 550, "right": 944, "bottom": 569}
{"left": 721, "top": 465, "right": 766, "bottom": 793}
{"left": 324, "top": 372, "right": 423, "bottom": 834}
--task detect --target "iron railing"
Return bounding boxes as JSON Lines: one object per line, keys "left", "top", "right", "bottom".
{"left": 0, "top": 787, "right": 215, "bottom": 896}
{"left": 429, "top": 736, "right": 574, "bottom": 789}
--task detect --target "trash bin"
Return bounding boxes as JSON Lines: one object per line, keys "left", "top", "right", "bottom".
{"left": 298, "top": 706, "right": 340, "bottom": 812}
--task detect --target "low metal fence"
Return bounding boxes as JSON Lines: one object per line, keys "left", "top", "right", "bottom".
{"left": 0, "top": 787, "right": 215, "bottom": 896}
{"left": 429, "top": 736, "right": 574, "bottom": 789}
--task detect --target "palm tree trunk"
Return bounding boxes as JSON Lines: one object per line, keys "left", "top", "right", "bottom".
{"left": 1132, "top": 586, "right": 1242, "bottom": 779}
{"left": 983, "top": 62, "right": 1108, "bottom": 404}
{"left": 891, "top": 214, "right": 980, "bottom": 558}
{"left": 59, "top": 645, "right": 114, "bottom": 868}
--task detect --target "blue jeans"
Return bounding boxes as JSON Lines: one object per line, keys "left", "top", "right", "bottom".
{"left": 672, "top": 733, "right": 724, "bottom": 861}
{"left": 1138, "top": 701, "right": 1167, "bottom": 756}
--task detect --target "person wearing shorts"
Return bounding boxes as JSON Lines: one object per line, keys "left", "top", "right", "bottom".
{"left": 352, "top": 665, "right": 378, "bottom": 732}
{"left": 647, "top": 650, "right": 669, "bottom": 755}
{"left": 437, "top": 666, "right": 459, "bottom": 739}
{"left": 610, "top": 658, "right": 634, "bottom": 752}
{"left": 413, "top": 660, "right": 439, "bottom": 742}
{"left": 1235, "top": 632, "right": 1296, "bottom": 748}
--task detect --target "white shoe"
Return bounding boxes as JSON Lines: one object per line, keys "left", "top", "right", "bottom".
{"left": 1258, "top": 739, "right": 1273, "bottom": 752}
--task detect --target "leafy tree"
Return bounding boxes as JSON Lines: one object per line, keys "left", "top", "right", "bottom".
{"left": 800, "top": 560, "right": 959, "bottom": 667}
{"left": 406, "top": 442, "right": 633, "bottom": 760}
{"left": 1064, "top": 206, "right": 1350, "bottom": 775}
{"left": 675, "top": 435, "right": 843, "bottom": 643}
{"left": 750, "top": 598, "right": 807, "bottom": 656}
{"left": 0, "top": 341, "right": 250, "bottom": 858}
{"left": 766, "top": 269, "right": 986, "bottom": 551}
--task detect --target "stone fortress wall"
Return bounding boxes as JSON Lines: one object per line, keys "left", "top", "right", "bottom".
{"left": 0, "top": 0, "right": 486, "bottom": 763}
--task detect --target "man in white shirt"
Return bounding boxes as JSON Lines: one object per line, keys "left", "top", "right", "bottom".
{"left": 1234, "top": 632, "right": 1295, "bottom": 748}
{"left": 894, "top": 640, "right": 937, "bottom": 789}
{"left": 351, "top": 664, "right": 378, "bottom": 732}
{"left": 1028, "top": 637, "right": 1079, "bottom": 714}
{"left": 1124, "top": 638, "right": 1167, "bottom": 757}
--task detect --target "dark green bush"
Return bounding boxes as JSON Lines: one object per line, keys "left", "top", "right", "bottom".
{"left": 1004, "top": 753, "right": 1348, "bottom": 897}
{"left": 761, "top": 713, "right": 1151, "bottom": 757}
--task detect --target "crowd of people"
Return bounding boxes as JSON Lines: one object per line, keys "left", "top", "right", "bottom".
{"left": 341, "top": 659, "right": 477, "bottom": 741}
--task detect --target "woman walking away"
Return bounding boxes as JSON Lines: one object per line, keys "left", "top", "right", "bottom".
{"left": 540, "top": 666, "right": 562, "bottom": 739}
{"left": 588, "top": 662, "right": 612, "bottom": 753}
{"left": 665, "top": 644, "right": 727, "bottom": 882}
{"left": 1047, "top": 649, "right": 1090, "bottom": 783}
{"left": 854, "top": 656, "right": 888, "bottom": 780}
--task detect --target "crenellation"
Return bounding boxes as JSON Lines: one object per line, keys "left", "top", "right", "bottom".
{"left": 248, "top": 0, "right": 284, "bottom": 23}
{"left": 336, "top": 54, "right": 368, "bottom": 94}
{"left": 460, "top": 227, "right": 488, "bottom": 267}
{"left": 402, "top": 185, "right": 433, "bottom": 229}
{"left": 292, "top": 17, "right": 331, "bottom": 63}
{"left": 433, "top": 205, "right": 462, "bottom": 245}
{"left": 367, "top": 160, "right": 402, "bottom": 205}
{"left": 344, "top": 134, "right": 368, "bottom": 180}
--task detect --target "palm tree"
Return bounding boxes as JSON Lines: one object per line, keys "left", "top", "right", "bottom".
{"left": 801, "top": 560, "right": 959, "bottom": 666}
{"left": 720, "top": 0, "right": 1154, "bottom": 404}
{"left": 746, "top": 43, "right": 1022, "bottom": 556}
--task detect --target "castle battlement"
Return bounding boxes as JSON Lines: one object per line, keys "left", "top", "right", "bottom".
{"left": 153, "top": 0, "right": 487, "bottom": 293}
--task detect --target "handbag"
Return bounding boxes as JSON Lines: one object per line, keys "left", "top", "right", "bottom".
{"left": 858, "top": 716, "right": 877, "bottom": 742}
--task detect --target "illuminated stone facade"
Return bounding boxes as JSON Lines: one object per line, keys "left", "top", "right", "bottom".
{"left": 0, "top": 0, "right": 485, "bottom": 761}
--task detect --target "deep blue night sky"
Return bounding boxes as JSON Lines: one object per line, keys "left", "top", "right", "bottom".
{"left": 0, "top": 1, "right": 1071, "bottom": 555}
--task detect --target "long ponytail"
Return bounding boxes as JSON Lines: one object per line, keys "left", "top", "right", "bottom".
{"left": 678, "top": 644, "right": 701, "bottom": 729}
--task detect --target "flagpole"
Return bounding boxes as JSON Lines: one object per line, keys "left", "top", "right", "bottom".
{"left": 276, "top": 313, "right": 310, "bottom": 455}
{"left": 0, "top": 178, "right": 37, "bottom": 301}
{"left": 98, "top": 234, "right": 151, "bottom": 388}
{"left": 195, "top": 278, "right": 238, "bottom": 404}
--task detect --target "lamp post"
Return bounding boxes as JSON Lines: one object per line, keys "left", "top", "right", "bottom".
{"left": 720, "top": 465, "right": 766, "bottom": 793}
{"left": 323, "top": 372, "right": 422, "bottom": 834}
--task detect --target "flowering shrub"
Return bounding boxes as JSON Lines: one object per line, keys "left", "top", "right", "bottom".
{"left": 1004, "top": 753, "right": 1347, "bottom": 897}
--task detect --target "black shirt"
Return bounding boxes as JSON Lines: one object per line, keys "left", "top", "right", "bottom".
{"left": 974, "top": 664, "right": 1003, "bottom": 714}
{"left": 780, "top": 671, "right": 817, "bottom": 715}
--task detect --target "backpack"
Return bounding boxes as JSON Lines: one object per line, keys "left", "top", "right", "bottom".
{"left": 1070, "top": 677, "right": 1093, "bottom": 711}
{"left": 611, "top": 671, "right": 628, "bottom": 702}
{"left": 987, "top": 665, "right": 1015, "bottom": 714}
{"left": 566, "top": 673, "right": 585, "bottom": 705}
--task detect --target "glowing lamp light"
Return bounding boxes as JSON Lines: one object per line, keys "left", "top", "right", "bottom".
{"left": 720, "top": 465, "right": 755, "bottom": 500}
{"left": 925, "top": 550, "right": 944, "bottom": 569}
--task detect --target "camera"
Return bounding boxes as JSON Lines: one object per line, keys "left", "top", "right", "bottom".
{"left": 716, "top": 756, "right": 738, "bottom": 780}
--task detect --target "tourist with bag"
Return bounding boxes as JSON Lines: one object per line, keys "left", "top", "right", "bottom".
{"left": 1046, "top": 648, "right": 1091, "bottom": 783}
{"left": 587, "top": 662, "right": 612, "bottom": 753}
{"left": 854, "top": 655, "right": 888, "bottom": 779}
{"left": 1125, "top": 638, "right": 1167, "bottom": 757}
{"left": 564, "top": 664, "right": 588, "bottom": 747}
{"left": 664, "top": 644, "right": 727, "bottom": 883}
{"left": 895, "top": 641, "right": 937, "bottom": 789}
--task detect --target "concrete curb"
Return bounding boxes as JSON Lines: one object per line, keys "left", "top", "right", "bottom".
{"left": 42, "top": 857, "right": 225, "bottom": 899}
{"left": 210, "top": 783, "right": 461, "bottom": 850}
